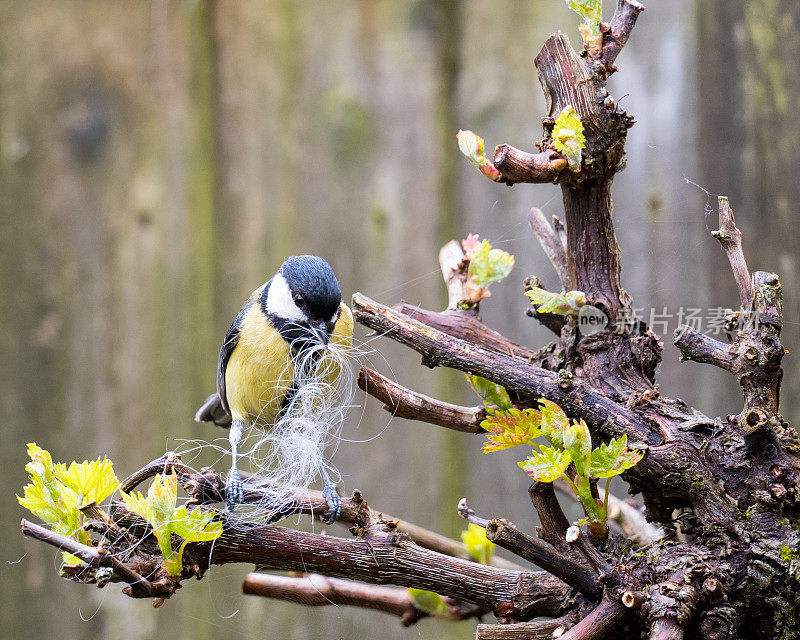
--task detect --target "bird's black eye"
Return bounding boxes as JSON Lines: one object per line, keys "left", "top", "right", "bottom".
{"left": 293, "top": 293, "right": 305, "bottom": 308}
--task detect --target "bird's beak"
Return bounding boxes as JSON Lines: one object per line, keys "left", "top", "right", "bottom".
{"left": 311, "top": 321, "right": 329, "bottom": 347}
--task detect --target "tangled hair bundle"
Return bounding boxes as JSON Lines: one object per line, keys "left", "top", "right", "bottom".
{"left": 226, "top": 337, "right": 356, "bottom": 529}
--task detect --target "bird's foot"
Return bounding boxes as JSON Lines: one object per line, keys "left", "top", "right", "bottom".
{"left": 225, "top": 469, "right": 245, "bottom": 509}
{"left": 321, "top": 481, "right": 342, "bottom": 525}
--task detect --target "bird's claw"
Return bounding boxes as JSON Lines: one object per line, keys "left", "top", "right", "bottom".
{"left": 321, "top": 481, "right": 342, "bottom": 525}
{"left": 225, "top": 470, "right": 245, "bottom": 509}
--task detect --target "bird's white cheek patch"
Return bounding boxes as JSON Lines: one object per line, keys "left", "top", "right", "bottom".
{"left": 266, "top": 272, "right": 306, "bottom": 322}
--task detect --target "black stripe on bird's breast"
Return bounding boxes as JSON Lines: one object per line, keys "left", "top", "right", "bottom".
{"left": 259, "top": 280, "right": 327, "bottom": 412}
{"left": 269, "top": 316, "right": 326, "bottom": 415}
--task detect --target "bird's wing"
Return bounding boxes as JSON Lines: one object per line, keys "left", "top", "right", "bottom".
{"left": 333, "top": 302, "right": 354, "bottom": 343}
{"left": 216, "top": 281, "right": 269, "bottom": 415}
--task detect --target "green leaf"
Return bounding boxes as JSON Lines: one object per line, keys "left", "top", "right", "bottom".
{"left": 565, "top": 0, "right": 603, "bottom": 37}
{"left": 457, "top": 130, "right": 503, "bottom": 182}
{"left": 519, "top": 445, "right": 572, "bottom": 483}
{"left": 589, "top": 435, "right": 644, "bottom": 478}
{"left": 122, "top": 473, "right": 222, "bottom": 577}
{"left": 56, "top": 457, "right": 119, "bottom": 509}
{"left": 525, "top": 287, "right": 586, "bottom": 316}
{"left": 17, "top": 443, "right": 110, "bottom": 567}
{"left": 538, "top": 399, "right": 571, "bottom": 447}
{"left": 408, "top": 589, "right": 455, "bottom": 619}
{"left": 563, "top": 419, "right": 592, "bottom": 477}
{"left": 466, "top": 375, "right": 513, "bottom": 411}
{"left": 460, "top": 523, "right": 495, "bottom": 565}
{"left": 170, "top": 507, "right": 223, "bottom": 543}
{"left": 122, "top": 472, "right": 178, "bottom": 525}
{"left": 552, "top": 106, "right": 586, "bottom": 171}
{"left": 481, "top": 407, "right": 543, "bottom": 453}
{"left": 467, "top": 239, "right": 515, "bottom": 287}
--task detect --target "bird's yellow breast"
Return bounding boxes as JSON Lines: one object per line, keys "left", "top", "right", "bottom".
{"left": 225, "top": 302, "right": 354, "bottom": 426}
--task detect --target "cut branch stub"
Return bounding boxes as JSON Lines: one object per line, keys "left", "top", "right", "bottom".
{"left": 439, "top": 240, "right": 475, "bottom": 311}
{"left": 492, "top": 145, "right": 567, "bottom": 184}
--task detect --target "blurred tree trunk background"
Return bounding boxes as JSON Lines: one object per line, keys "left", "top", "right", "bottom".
{"left": 1, "top": 2, "right": 798, "bottom": 639}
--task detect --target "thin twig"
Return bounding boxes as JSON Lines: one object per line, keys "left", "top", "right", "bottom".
{"left": 600, "top": 0, "right": 646, "bottom": 70}
{"left": 457, "top": 498, "right": 491, "bottom": 528}
{"left": 485, "top": 518, "right": 602, "bottom": 599}
{"left": 119, "top": 452, "right": 192, "bottom": 493}
{"left": 711, "top": 196, "right": 752, "bottom": 309}
{"left": 530, "top": 482, "right": 572, "bottom": 552}
{"left": 528, "top": 207, "right": 569, "bottom": 288}
{"left": 358, "top": 367, "right": 486, "bottom": 434}
{"left": 20, "top": 519, "right": 173, "bottom": 598}
{"left": 241, "top": 573, "right": 454, "bottom": 626}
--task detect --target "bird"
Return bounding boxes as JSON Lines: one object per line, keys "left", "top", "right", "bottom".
{"left": 195, "top": 255, "right": 353, "bottom": 524}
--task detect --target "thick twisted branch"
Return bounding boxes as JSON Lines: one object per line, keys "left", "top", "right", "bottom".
{"left": 195, "top": 523, "right": 572, "bottom": 618}
{"left": 102, "top": 494, "right": 571, "bottom": 618}
{"left": 353, "top": 294, "right": 745, "bottom": 533}
{"left": 354, "top": 292, "right": 657, "bottom": 447}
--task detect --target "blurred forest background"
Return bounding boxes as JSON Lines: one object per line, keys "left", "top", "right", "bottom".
{"left": 1, "top": 1, "right": 799, "bottom": 639}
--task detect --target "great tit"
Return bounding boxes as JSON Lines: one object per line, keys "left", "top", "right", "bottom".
{"left": 195, "top": 255, "right": 353, "bottom": 523}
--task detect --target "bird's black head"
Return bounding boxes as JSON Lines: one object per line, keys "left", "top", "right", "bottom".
{"left": 280, "top": 255, "right": 342, "bottom": 325}
{"left": 261, "top": 255, "right": 342, "bottom": 350}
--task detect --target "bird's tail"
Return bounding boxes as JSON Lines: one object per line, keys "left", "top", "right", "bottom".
{"left": 194, "top": 392, "right": 233, "bottom": 428}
